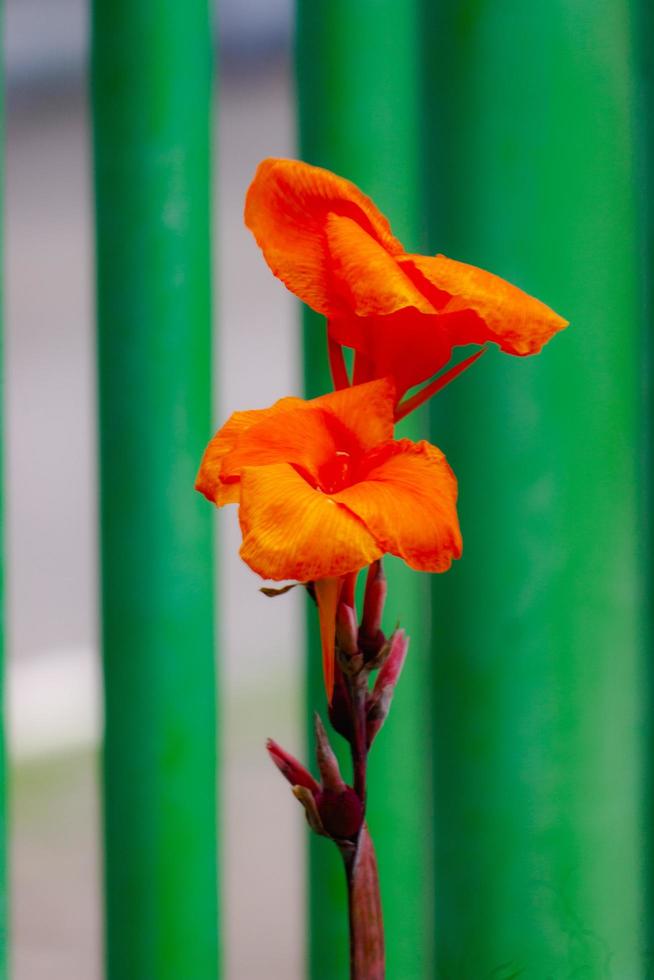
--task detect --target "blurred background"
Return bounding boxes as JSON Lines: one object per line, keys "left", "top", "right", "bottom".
{"left": 6, "top": 2, "right": 650, "bottom": 979}
{"left": 5, "top": 0, "right": 303, "bottom": 976}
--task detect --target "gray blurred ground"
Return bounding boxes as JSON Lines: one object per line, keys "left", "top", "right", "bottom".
{"left": 6, "top": 2, "right": 305, "bottom": 977}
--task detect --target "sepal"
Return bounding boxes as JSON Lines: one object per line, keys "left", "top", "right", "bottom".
{"left": 366, "top": 629, "right": 410, "bottom": 746}
{"left": 359, "top": 560, "right": 387, "bottom": 660}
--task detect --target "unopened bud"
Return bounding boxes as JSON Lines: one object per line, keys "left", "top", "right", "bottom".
{"left": 374, "top": 628, "right": 408, "bottom": 692}
{"left": 316, "top": 787, "right": 364, "bottom": 840}
{"left": 359, "top": 561, "right": 387, "bottom": 659}
{"left": 363, "top": 633, "right": 392, "bottom": 672}
{"left": 314, "top": 713, "right": 346, "bottom": 792}
{"left": 328, "top": 664, "right": 354, "bottom": 743}
{"left": 336, "top": 601, "right": 358, "bottom": 657}
{"left": 366, "top": 629, "right": 409, "bottom": 745}
{"left": 267, "top": 738, "right": 320, "bottom": 795}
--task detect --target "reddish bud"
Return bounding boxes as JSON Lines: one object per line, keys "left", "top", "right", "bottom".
{"left": 316, "top": 787, "right": 364, "bottom": 840}
{"left": 359, "top": 561, "right": 387, "bottom": 659}
{"left": 336, "top": 601, "right": 358, "bottom": 657}
{"left": 366, "top": 629, "right": 410, "bottom": 745}
{"left": 267, "top": 738, "right": 320, "bottom": 795}
{"left": 328, "top": 662, "right": 355, "bottom": 743}
{"left": 374, "top": 628, "right": 409, "bottom": 692}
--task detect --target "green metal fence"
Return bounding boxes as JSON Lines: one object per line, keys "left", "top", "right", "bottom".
{"left": 426, "top": 2, "right": 651, "bottom": 975}
{"left": 0, "top": 0, "right": 651, "bottom": 976}
{"left": 92, "top": 2, "right": 219, "bottom": 976}
{"left": 0, "top": 3, "right": 5, "bottom": 975}
{"left": 297, "top": 4, "right": 435, "bottom": 977}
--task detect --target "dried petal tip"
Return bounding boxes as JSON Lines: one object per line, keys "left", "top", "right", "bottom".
{"left": 359, "top": 560, "right": 387, "bottom": 658}
{"left": 266, "top": 738, "right": 320, "bottom": 795}
{"left": 314, "top": 713, "right": 346, "bottom": 792}
{"left": 366, "top": 629, "right": 410, "bottom": 745}
{"left": 260, "top": 583, "right": 298, "bottom": 598}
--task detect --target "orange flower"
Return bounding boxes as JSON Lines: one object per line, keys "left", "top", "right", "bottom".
{"left": 196, "top": 379, "right": 461, "bottom": 698}
{"left": 245, "top": 158, "right": 568, "bottom": 407}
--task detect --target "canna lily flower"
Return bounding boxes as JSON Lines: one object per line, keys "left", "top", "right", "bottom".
{"left": 196, "top": 379, "right": 461, "bottom": 698}
{"left": 245, "top": 158, "right": 568, "bottom": 413}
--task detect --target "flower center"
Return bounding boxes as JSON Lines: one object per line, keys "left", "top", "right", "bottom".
{"left": 318, "top": 450, "right": 354, "bottom": 494}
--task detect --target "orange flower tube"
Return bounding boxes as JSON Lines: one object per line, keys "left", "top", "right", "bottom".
{"left": 245, "top": 158, "right": 568, "bottom": 404}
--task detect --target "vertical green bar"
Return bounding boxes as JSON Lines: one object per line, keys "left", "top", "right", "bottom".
{"left": 92, "top": 3, "right": 218, "bottom": 978}
{"left": 0, "top": 2, "right": 6, "bottom": 974}
{"left": 425, "top": 2, "right": 649, "bottom": 976}
{"left": 297, "top": 5, "right": 433, "bottom": 977}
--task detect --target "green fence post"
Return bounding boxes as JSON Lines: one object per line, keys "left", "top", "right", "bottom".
{"left": 425, "top": 1, "right": 650, "bottom": 975}
{"left": 296, "top": 4, "right": 433, "bottom": 977}
{"left": 0, "top": 1, "right": 6, "bottom": 972}
{"left": 640, "top": 0, "right": 654, "bottom": 953}
{"left": 91, "top": 3, "right": 218, "bottom": 977}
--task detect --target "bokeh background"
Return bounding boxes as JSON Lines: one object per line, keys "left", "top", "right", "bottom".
{"left": 6, "top": 1, "right": 303, "bottom": 976}
{"left": 5, "top": 1, "right": 652, "bottom": 978}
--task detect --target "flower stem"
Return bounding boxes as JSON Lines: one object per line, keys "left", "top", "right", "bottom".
{"left": 270, "top": 569, "right": 403, "bottom": 978}
{"left": 350, "top": 674, "right": 369, "bottom": 802}
{"left": 339, "top": 663, "right": 384, "bottom": 977}
{"left": 345, "top": 826, "right": 385, "bottom": 980}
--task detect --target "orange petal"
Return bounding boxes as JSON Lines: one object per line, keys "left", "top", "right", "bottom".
{"left": 312, "top": 378, "right": 395, "bottom": 450}
{"left": 238, "top": 463, "right": 382, "bottom": 582}
{"left": 244, "top": 158, "right": 405, "bottom": 316}
{"left": 400, "top": 254, "right": 568, "bottom": 356}
{"left": 221, "top": 404, "right": 338, "bottom": 487}
{"left": 314, "top": 578, "right": 342, "bottom": 703}
{"left": 334, "top": 440, "right": 462, "bottom": 572}
{"left": 225, "top": 381, "right": 396, "bottom": 483}
{"left": 197, "top": 382, "right": 396, "bottom": 507}
{"left": 195, "top": 397, "right": 304, "bottom": 505}
{"left": 325, "top": 214, "right": 432, "bottom": 317}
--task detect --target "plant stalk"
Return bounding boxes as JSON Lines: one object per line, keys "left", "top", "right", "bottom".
{"left": 345, "top": 826, "right": 385, "bottom": 980}
{"left": 340, "top": 665, "right": 385, "bottom": 978}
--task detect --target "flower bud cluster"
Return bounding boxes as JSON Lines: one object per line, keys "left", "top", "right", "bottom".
{"left": 267, "top": 560, "right": 409, "bottom": 847}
